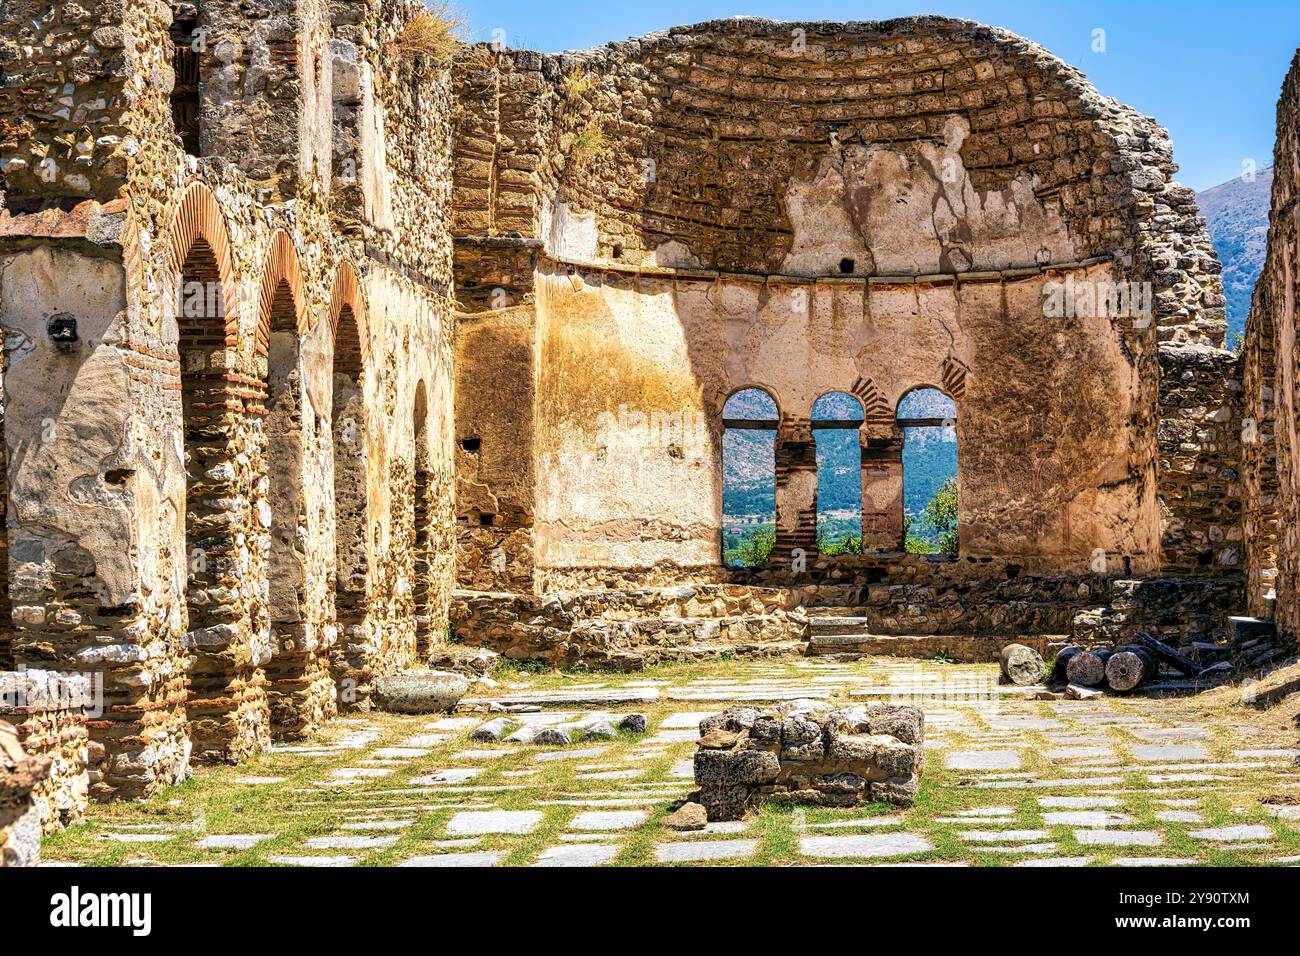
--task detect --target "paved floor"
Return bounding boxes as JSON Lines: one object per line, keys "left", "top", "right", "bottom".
{"left": 42, "top": 657, "right": 1300, "bottom": 867}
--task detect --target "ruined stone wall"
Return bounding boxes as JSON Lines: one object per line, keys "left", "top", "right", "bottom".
{"left": 195, "top": 0, "right": 335, "bottom": 196}
{"left": 1156, "top": 343, "right": 1245, "bottom": 577}
{"left": 450, "top": 236, "right": 539, "bottom": 590}
{"left": 0, "top": 0, "right": 135, "bottom": 203}
{"left": 1, "top": 718, "right": 45, "bottom": 866}
{"left": 454, "top": 301, "right": 537, "bottom": 591}
{"left": 1250, "top": 51, "right": 1300, "bottom": 643}
{"left": 355, "top": 0, "right": 458, "bottom": 669}
{"left": 0, "top": 670, "right": 88, "bottom": 834}
{"left": 1242, "top": 289, "right": 1280, "bottom": 617}
{"left": 452, "top": 17, "right": 1225, "bottom": 341}
{"left": 450, "top": 17, "right": 1229, "bottom": 594}
{"left": 0, "top": 0, "right": 456, "bottom": 796}
{"left": 528, "top": 257, "right": 1159, "bottom": 583}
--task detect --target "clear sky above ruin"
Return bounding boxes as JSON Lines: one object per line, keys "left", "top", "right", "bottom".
{"left": 460, "top": 0, "right": 1300, "bottom": 191}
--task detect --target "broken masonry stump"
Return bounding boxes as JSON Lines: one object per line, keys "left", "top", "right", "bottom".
{"left": 374, "top": 670, "right": 469, "bottom": 714}
{"left": 1051, "top": 645, "right": 1083, "bottom": 683}
{"left": 999, "top": 643, "right": 1046, "bottom": 685}
{"left": 1065, "top": 647, "right": 1112, "bottom": 687}
{"left": 662, "top": 802, "right": 708, "bottom": 831}
{"left": 427, "top": 645, "right": 499, "bottom": 678}
{"left": 1105, "top": 645, "right": 1157, "bottom": 692}
{"left": 692, "top": 702, "right": 923, "bottom": 821}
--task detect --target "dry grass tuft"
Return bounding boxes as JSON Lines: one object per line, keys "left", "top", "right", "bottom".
{"left": 1187, "top": 658, "right": 1300, "bottom": 732}
{"left": 563, "top": 66, "right": 591, "bottom": 101}
{"left": 570, "top": 123, "right": 607, "bottom": 161}
{"left": 397, "top": 2, "right": 467, "bottom": 62}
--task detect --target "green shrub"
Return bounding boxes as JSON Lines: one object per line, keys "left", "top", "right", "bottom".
{"left": 819, "top": 534, "right": 862, "bottom": 556}
{"left": 725, "top": 526, "right": 775, "bottom": 568}
{"left": 905, "top": 476, "right": 958, "bottom": 554}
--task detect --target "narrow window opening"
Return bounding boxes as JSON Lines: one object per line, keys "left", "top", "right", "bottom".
{"left": 897, "top": 387, "right": 958, "bottom": 554}
{"left": 839, "top": 257, "right": 855, "bottom": 274}
{"left": 811, "top": 391, "right": 864, "bottom": 555}
{"left": 459, "top": 436, "right": 481, "bottom": 452}
{"left": 170, "top": 12, "right": 201, "bottom": 154}
{"left": 721, "top": 388, "right": 779, "bottom": 568}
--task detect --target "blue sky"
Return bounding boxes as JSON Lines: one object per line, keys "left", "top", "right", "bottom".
{"left": 458, "top": 0, "right": 1300, "bottom": 191}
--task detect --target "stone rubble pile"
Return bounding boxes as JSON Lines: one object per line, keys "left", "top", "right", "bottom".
{"left": 1229, "top": 616, "right": 1296, "bottom": 673}
{"left": 692, "top": 701, "right": 923, "bottom": 820}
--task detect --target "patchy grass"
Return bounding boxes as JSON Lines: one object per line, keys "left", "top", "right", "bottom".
{"left": 40, "top": 655, "right": 1300, "bottom": 867}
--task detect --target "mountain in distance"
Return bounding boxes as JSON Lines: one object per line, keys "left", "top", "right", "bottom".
{"left": 1197, "top": 165, "right": 1272, "bottom": 346}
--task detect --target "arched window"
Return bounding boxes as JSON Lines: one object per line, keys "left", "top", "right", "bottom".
{"left": 412, "top": 382, "right": 433, "bottom": 660}
{"left": 897, "top": 387, "right": 958, "bottom": 554}
{"left": 721, "top": 388, "right": 778, "bottom": 568}
{"left": 332, "top": 303, "right": 367, "bottom": 634}
{"left": 811, "top": 391, "right": 864, "bottom": 555}
{"left": 264, "top": 279, "right": 306, "bottom": 645}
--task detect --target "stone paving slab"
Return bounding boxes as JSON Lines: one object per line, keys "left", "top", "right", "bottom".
{"left": 960, "top": 829, "right": 1048, "bottom": 843}
{"left": 445, "top": 810, "right": 543, "bottom": 836}
{"left": 533, "top": 844, "right": 621, "bottom": 866}
{"left": 1131, "top": 744, "right": 1210, "bottom": 762}
{"left": 303, "top": 835, "right": 398, "bottom": 850}
{"left": 1041, "top": 811, "right": 1133, "bottom": 827}
{"left": 399, "top": 852, "right": 505, "bottom": 867}
{"left": 1189, "top": 825, "right": 1274, "bottom": 841}
{"left": 102, "top": 833, "right": 175, "bottom": 843}
{"left": 1016, "top": 856, "right": 1094, "bottom": 866}
{"left": 569, "top": 810, "right": 647, "bottom": 830}
{"left": 268, "top": 855, "right": 357, "bottom": 867}
{"left": 197, "top": 834, "right": 271, "bottom": 849}
{"left": 944, "top": 750, "right": 1021, "bottom": 770}
{"left": 808, "top": 817, "right": 903, "bottom": 829}
{"left": 462, "top": 688, "right": 660, "bottom": 708}
{"left": 1155, "top": 810, "right": 1205, "bottom": 823}
{"left": 1075, "top": 830, "right": 1164, "bottom": 847}
{"left": 656, "top": 840, "right": 758, "bottom": 862}
{"left": 1113, "top": 857, "right": 1192, "bottom": 867}
{"left": 799, "top": 833, "right": 932, "bottom": 859}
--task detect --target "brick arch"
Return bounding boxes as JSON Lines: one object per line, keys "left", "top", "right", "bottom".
{"left": 849, "top": 377, "right": 894, "bottom": 426}
{"left": 165, "top": 180, "right": 240, "bottom": 345}
{"left": 330, "top": 259, "right": 371, "bottom": 370}
{"left": 256, "top": 231, "right": 310, "bottom": 356}
{"left": 940, "top": 355, "right": 969, "bottom": 401}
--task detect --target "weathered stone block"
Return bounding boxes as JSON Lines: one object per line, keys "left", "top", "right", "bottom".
{"left": 693, "top": 704, "right": 922, "bottom": 820}
{"left": 373, "top": 670, "right": 469, "bottom": 714}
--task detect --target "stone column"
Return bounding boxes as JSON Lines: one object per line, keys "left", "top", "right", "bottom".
{"left": 771, "top": 423, "right": 818, "bottom": 567}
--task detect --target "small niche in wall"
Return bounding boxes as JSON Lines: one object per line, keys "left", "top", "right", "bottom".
{"left": 839, "top": 258, "right": 856, "bottom": 275}
{"left": 170, "top": 12, "right": 201, "bottom": 155}
{"left": 460, "top": 437, "right": 481, "bottom": 452}
{"left": 479, "top": 513, "right": 495, "bottom": 527}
